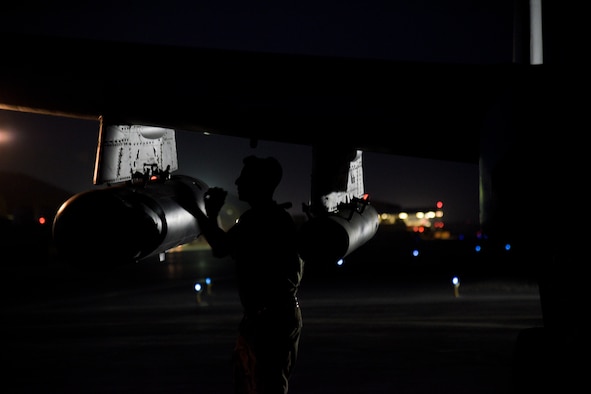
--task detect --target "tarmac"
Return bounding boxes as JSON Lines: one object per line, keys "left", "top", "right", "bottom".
{"left": 2, "top": 249, "right": 545, "bottom": 393}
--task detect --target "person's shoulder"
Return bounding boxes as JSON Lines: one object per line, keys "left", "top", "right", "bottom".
{"left": 274, "top": 202, "right": 295, "bottom": 217}
{"left": 275, "top": 204, "right": 298, "bottom": 228}
{"left": 245, "top": 202, "right": 293, "bottom": 219}
{"left": 258, "top": 202, "right": 295, "bottom": 223}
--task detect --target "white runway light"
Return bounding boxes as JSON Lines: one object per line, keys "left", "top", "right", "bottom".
{"left": 452, "top": 276, "right": 460, "bottom": 298}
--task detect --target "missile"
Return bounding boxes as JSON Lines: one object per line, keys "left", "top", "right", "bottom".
{"left": 52, "top": 174, "right": 208, "bottom": 265}
{"left": 298, "top": 197, "right": 379, "bottom": 265}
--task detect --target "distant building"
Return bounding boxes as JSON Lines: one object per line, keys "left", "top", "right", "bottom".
{"left": 371, "top": 199, "right": 451, "bottom": 240}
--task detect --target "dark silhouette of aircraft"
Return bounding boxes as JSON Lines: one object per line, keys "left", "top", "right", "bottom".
{"left": 0, "top": 2, "right": 585, "bottom": 390}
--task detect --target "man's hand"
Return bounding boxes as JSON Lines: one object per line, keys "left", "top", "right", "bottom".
{"left": 204, "top": 187, "right": 227, "bottom": 218}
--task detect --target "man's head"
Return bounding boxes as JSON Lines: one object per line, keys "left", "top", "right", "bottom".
{"left": 235, "top": 155, "right": 282, "bottom": 203}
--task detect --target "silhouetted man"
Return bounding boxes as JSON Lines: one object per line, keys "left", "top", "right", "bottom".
{"left": 193, "top": 155, "right": 304, "bottom": 394}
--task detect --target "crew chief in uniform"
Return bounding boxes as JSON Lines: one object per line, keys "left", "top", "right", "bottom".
{"left": 193, "top": 155, "right": 304, "bottom": 394}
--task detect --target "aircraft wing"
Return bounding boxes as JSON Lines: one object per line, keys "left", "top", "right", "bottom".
{"left": 0, "top": 32, "right": 518, "bottom": 164}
